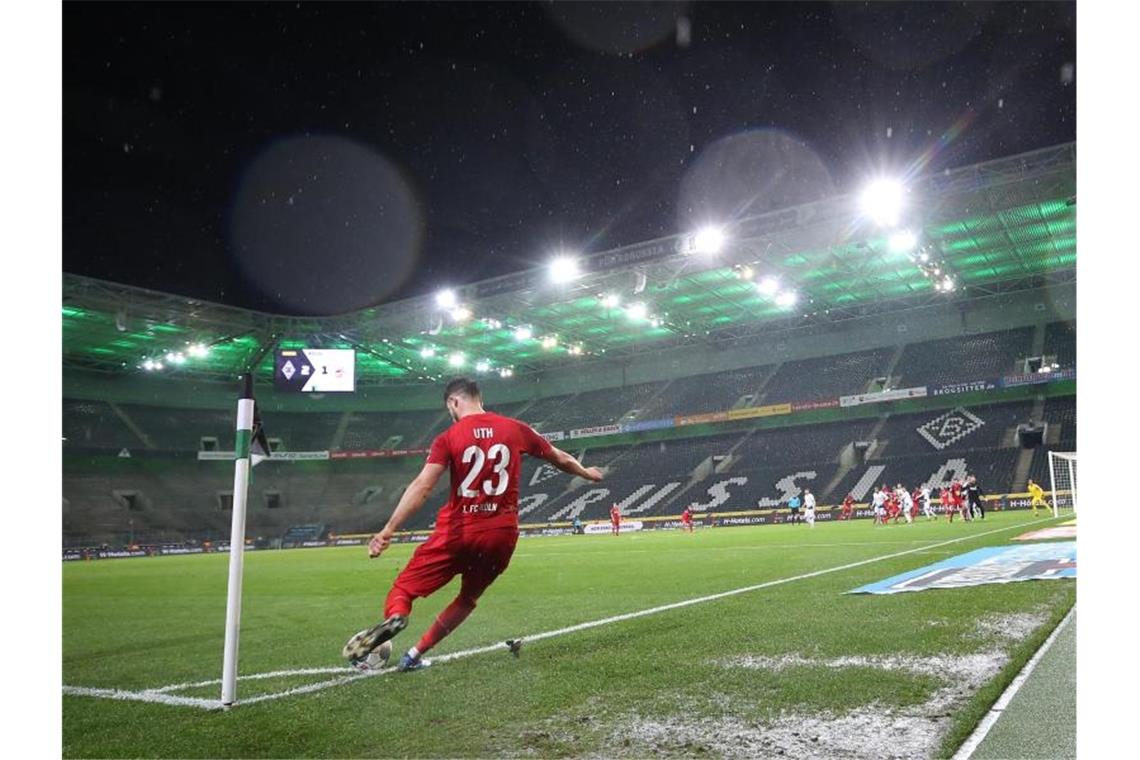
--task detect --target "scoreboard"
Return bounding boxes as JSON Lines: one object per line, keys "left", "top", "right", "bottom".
{"left": 274, "top": 348, "right": 356, "bottom": 393}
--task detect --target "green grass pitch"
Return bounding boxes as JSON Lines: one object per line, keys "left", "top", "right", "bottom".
{"left": 63, "top": 510, "right": 1075, "bottom": 758}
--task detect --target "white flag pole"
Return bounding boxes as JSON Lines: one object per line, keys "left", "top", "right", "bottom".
{"left": 221, "top": 374, "right": 255, "bottom": 708}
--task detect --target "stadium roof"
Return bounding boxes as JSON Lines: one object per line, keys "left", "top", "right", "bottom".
{"left": 63, "top": 142, "right": 1075, "bottom": 386}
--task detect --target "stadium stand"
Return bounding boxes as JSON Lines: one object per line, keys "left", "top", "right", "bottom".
{"left": 63, "top": 400, "right": 141, "bottom": 450}
{"left": 894, "top": 327, "right": 1035, "bottom": 387}
{"left": 1043, "top": 320, "right": 1077, "bottom": 368}
{"left": 761, "top": 347, "right": 895, "bottom": 402}
{"left": 537, "top": 380, "right": 669, "bottom": 430}
{"left": 339, "top": 409, "right": 448, "bottom": 449}
{"left": 634, "top": 365, "right": 774, "bottom": 419}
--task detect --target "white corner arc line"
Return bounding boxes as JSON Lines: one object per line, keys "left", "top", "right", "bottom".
{"left": 63, "top": 517, "right": 1064, "bottom": 710}
{"left": 952, "top": 605, "right": 1076, "bottom": 760}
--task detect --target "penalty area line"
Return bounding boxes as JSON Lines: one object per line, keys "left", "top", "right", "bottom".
{"left": 63, "top": 516, "right": 1059, "bottom": 710}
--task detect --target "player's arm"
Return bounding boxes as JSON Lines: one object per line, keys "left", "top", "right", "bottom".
{"left": 545, "top": 446, "right": 604, "bottom": 482}
{"left": 369, "top": 462, "right": 447, "bottom": 558}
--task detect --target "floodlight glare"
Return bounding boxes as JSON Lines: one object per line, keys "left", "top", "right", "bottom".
{"left": 860, "top": 179, "right": 905, "bottom": 227}
{"left": 514, "top": 326, "right": 534, "bottom": 341}
{"left": 692, "top": 226, "right": 726, "bottom": 255}
{"left": 775, "top": 291, "right": 798, "bottom": 308}
{"left": 600, "top": 293, "right": 621, "bottom": 309}
{"left": 153, "top": 362, "right": 164, "bottom": 371}
{"left": 448, "top": 352, "right": 465, "bottom": 367}
{"left": 942, "top": 277, "right": 955, "bottom": 291}
{"left": 420, "top": 346, "right": 436, "bottom": 359}
{"left": 568, "top": 344, "right": 583, "bottom": 356}
{"left": 475, "top": 360, "right": 491, "bottom": 373}
{"left": 549, "top": 255, "right": 580, "bottom": 283}
{"left": 170, "top": 352, "right": 186, "bottom": 365}
{"left": 435, "top": 289, "right": 458, "bottom": 309}
{"left": 188, "top": 343, "right": 209, "bottom": 358}
{"left": 626, "top": 302, "right": 648, "bottom": 320}
{"left": 143, "top": 359, "right": 156, "bottom": 371}
{"left": 541, "top": 336, "right": 558, "bottom": 349}
{"left": 888, "top": 229, "right": 918, "bottom": 254}
{"left": 757, "top": 277, "right": 780, "bottom": 296}
{"left": 498, "top": 367, "right": 514, "bottom": 378}
{"left": 450, "top": 306, "right": 472, "bottom": 322}
{"left": 649, "top": 317, "right": 662, "bottom": 328}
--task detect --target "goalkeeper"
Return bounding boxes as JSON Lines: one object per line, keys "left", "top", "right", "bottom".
{"left": 1027, "top": 479, "right": 1050, "bottom": 517}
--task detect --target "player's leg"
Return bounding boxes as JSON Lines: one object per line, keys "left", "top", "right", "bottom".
{"left": 401, "top": 529, "right": 520, "bottom": 670}
{"left": 343, "top": 533, "right": 457, "bottom": 663}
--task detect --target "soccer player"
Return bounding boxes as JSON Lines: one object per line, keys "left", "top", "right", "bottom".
{"left": 872, "top": 486, "right": 887, "bottom": 526}
{"left": 898, "top": 485, "right": 914, "bottom": 525}
{"left": 1027, "top": 479, "right": 1050, "bottom": 517}
{"left": 787, "top": 493, "right": 802, "bottom": 525}
{"left": 803, "top": 488, "right": 817, "bottom": 528}
{"left": 966, "top": 474, "right": 984, "bottom": 520}
{"left": 680, "top": 506, "right": 694, "bottom": 533}
{"left": 951, "top": 480, "right": 968, "bottom": 521}
{"left": 919, "top": 486, "right": 935, "bottom": 520}
{"left": 343, "top": 378, "right": 604, "bottom": 672}
{"left": 610, "top": 503, "right": 622, "bottom": 536}
{"left": 841, "top": 493, "right": 855, "bottom": 521}
{"left": 941, "top": 486, "right": 954, "bottom": 522}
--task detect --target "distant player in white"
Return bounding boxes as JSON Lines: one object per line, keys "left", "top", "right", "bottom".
{"left": 871, "top": 486, "right": 887, "bottom": 526}
{"left": 803, "top": 488, "right": 817, "bottom": 527}
{"left": 920, "top": 486, "right": 935, "bottom": 520}
{"left": 898, "top": 486, "right": 914, "bottom": 524}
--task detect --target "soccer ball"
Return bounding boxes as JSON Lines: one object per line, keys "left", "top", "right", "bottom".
{"left": 348, "top": 637, "right": 392, "bottom": 671}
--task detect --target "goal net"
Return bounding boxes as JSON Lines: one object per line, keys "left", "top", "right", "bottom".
{"left": 1047, "top": 451, "right": 1077, "bottom": 518}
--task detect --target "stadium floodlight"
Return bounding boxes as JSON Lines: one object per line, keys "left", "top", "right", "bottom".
{"left": 142, "top": 359, "right": 156, "bottom": 371}
{"left": 482, "top": 317, "right": 503, "bottom": 329}
{"left": 450, "top": 306, "right": 472, "bottom": 322}
{"left": 435, "top": 289, "right": 458, "bottom": 309}
{"left": 941, "top": 276, "right": 955, "bottom": 291}
{"left": 739, "top": 265, "right": 754, "bottom": 280}
{"left": 626, "top": 302, "right": 648, "bottom": 320}
{"left": 448, "top": 352, "right": 465, "bottom": 367}
{"left": 649, "top": 317, "right": 663, "bottom": 328}
{"left": 568, "top": 344, "right": 583, "bottom": 356}
{"left": 600, "top": 293, "right": 621, "bottom": 309}
{"left": 549, "top": 255, "right": 580, "bottom": 283}
{"left": 153, "top": 362, "right": 164, "bottom": 371}
{"left": 171, "top": 352, "right": 187, "bottom": 365}
{"left": 888, "top": 229, "right": 918, "bottom": 254}
{"left": 860, "top": 178, "right": 905, "bottom": 227}
{"left": 919, "top": 251, "right": 930, "bottom": 263}
{"left": 514, "top": 326, "right": 533, "bottom": 341}
{"left": 475, "top": 359, "right": 491, "bottom": 373}
{"left": 420, "top": 346, "right": 436, "bottom": 359}
{"left": 541, "top": 335, "right": 558, "bottom": 349}
{"left": 775, "top": 290, "right": 798, "bottom": 308}
{"left": 757, "top": 277, "right": 780, "bottom": 296}
{"left": 498, "top": 367, "right": 514, "bottom": 378}
{"left": 188, "top": 343, "right": 209, "bottom": 358}
{"left": 692, "top": 226, "right": 726, "bottom": 255}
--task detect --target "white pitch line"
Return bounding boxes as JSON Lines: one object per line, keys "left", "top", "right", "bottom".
{"left": 64, "top": 517, "right": 1062, "bottom": 710}
{"left": 61, "top": 685, "right": 221, "bottom": 710}
{"left": 951, "top": 606, "right": 1076, "bottom": 760}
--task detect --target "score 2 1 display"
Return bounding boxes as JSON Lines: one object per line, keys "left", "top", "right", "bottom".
{"left": 274, "top": 349, "right": 356, "bottom": 392}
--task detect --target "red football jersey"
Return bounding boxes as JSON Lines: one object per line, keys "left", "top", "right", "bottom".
{"left": 426, "top": 412, "right": 553, "bottom": 536}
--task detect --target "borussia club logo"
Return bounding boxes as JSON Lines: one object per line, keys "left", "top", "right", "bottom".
{"left": 916, "top": 407, "right": 985, "bottom": 450}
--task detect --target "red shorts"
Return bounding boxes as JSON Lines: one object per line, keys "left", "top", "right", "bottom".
{"left": 391, "top": 527, "right": 519, "bottom": 603}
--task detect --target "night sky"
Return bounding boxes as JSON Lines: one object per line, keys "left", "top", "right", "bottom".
{"left": 63, "top": 1, "right": 1075, "bottom": 316}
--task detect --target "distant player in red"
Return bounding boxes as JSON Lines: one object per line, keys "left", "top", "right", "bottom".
{"left": 886, "top": 491, "right": 900, "bottom": 523}
{"left": 680, "top": 506, "right": 694, "bottom": 533}
{"left": 841, "top": 494, "right": 854, "bottom": 521}
{"left": 610, "top": 503, "right": 621, "bottom": 535}
{"left": 951, "top": 480, "right": 968, "bottom": 521}
{"left": 941, "top": 487, "right": 955, "bottom": 522}
{"left": 344, "top": 378, "right": 603, "bottom": 672}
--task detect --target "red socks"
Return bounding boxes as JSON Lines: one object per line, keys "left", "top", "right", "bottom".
{"left": 415, "top": 596, "right": 477, "bottom": 654}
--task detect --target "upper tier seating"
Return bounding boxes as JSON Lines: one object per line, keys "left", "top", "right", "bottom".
{"left": 1043, "top": 321, "right": 1077, "bottom": 368}
{"left": 762, "top": 347, "right": 895, "bottom": 402}
{"left": 895, "top": 327, "right": 1035, "bottom": 387}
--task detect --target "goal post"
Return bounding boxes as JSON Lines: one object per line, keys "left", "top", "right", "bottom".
{"left": 1047, "top": 450, "right": 1077, "bottom": 518}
